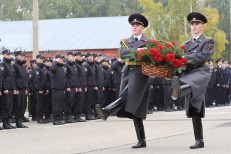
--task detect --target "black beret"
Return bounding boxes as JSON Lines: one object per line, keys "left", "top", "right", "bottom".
{"left": 128, "top": 13, "right": 149, "bottom": 27}
{"left": 30, "top": 59, "right": 37, "bottom": 64}
{"left": 2, "top": 49, "right": 12, "bottom": 55}
{"left": 215, "top": 58, "right": 222, "bottom": 63}
{"left": 85, "top": 52, "right": 93, "bottom": 58}
{"left": 111, "top": 58, "right": 117, "bottom": 63}
{"left": 15, "top": 51, "right": 25, "bottom": 56}
{"left": 76, "top": 52, "right": 84, "bottom": 56}
{"left": 100, "top": 59, "right": 108, "bottom": 64}
{"left": 67, "top": 51, "right": 76, "bottom": 56}
{"left": 93, "top": 54, "right": 99, "bottom": 58}
{"left": 43, "top": 58, "right": 52, "bottom": 63}
{"left": 55, "top": 54, "right": 65, "bottom": 59}
{"left": 187, "top": 12, "right": 207, "bottom": 24}
{"left": 36, "top": 55, "right": 45, "bottom": 59}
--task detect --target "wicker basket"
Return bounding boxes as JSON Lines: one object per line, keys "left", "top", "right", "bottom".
{"left": 141, "top": 62, "right": 174, "bottom": 79}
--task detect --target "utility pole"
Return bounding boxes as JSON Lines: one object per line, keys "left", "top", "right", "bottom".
{"left": 33, "top": 0, "right": 39, "bottom": 58}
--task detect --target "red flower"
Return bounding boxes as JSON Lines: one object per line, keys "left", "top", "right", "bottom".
{"left": 181, "top": 58, "right": 187, "bottom": 65}
{"left": 171, "top": 41, "right": 176, "bottom": 46}
{"left": 173, "top": 59, "right": 182, "bottom": 68}
{"left": 180, "top": 45, "right": 185, "bottom": 50}
{"left": 151, "top": 39, "right": 159, "bottom": 45}
{"left": 137, "top": 49, "right": 145, "bottom": 60}
{"left": 166, "top": 43, "right": 173, "bottom": 48}
{"left": 149, "top": 48, "right": 158, "bottom": 57}
{"left": 153, "top": 52, "right": 163, "bottom": 62}
{"left": 165, "top": 53, "right": 175, "bottom": 63}
{"left": 158, "top": 45, "right": 163, "bottom": 51}
{"left": 143, "top": 40, "right": 147, "bottom": 45}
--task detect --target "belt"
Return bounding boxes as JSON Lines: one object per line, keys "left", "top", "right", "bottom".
{"left": 188, "top": 62, "right": 209, "bottom": 69}
{"left": 125, "top": 61, "right": 142, "bottom": 66}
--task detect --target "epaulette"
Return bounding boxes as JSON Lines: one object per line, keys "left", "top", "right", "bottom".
{"left": 120, "top": 38, "right": 129, "bottom": 49}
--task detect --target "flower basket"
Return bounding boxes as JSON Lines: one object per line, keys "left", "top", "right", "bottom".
{"left": 141, "top": 62, "right": 174, "bottom": 79}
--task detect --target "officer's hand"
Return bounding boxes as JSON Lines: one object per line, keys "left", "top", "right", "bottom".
{"left": 0, "top": 91, "right": 2, "bottom": 96}
{"left": 25, "top": 90, "right": 28, "bottom": 95}
{"left": 156, "top": 86, "right": 160, "bottom": 88}
{"left": 113, "top": 88, "right": 116, "bottom": 91}
{"left": 66, "top": 88, "right": 71, "bottom": 92}
{"left": 38, "top": 91, "right": 43, "bottom": 94}
{"left": 150, "top": 85, "right": 153, "bottom": 89}
{"left": 102, "top": 87, "right": 105, "bottom": 91}
{"left": 227, "top": 85, "right": 229, "bottom": 88}
{"left": 118, "top": 58, "right": 123, "bottom": 63}
{"left": 217, "top": 84, "right": 220, "bottom": 87}
{"left": 77, "top": 88, "right": 82, "bottom": 92}
{"left": 13, "top": 90, "right": 19, "bottom": 95}
{"left": 94, "top": 87, "right": 98, "bottom": 91}
{"left": 85, "top": 88, "right": 87, "bottom": 92}
{"left": 3, "top": 90, "right": 8, "bottom": 94}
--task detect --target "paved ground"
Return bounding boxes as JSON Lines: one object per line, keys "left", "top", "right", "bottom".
{"left": 0, "top": 106, "right": 231, "bottom": 154}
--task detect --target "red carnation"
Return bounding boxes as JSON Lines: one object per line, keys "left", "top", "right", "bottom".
{"left": 137, "top": 49, "right": 145, "bottom": 60}
{"left": 149, "top": 48, "right": 158, "bottom": 57}
{"left": 143, "top": 40, "right": 147, "bottom": 45}
{"left": 173, "top": 59, "right": 182, "bottom": 68}
{"left": 181, "top": 58, "right": 187, "bottom": 65}
{"left": 153, "top": 52, "right": 163, "bottom": 62}
{"left": 166, "top": 43, "right": 173, "bottom": 48}
{"left": 180, "top": 45, "right": 185, "bottom": 50}
{"left": 171, "top": 41, "right": 176, "bottom": 46}
{"left": 151, "top": 39, "right": 159, "bottom": 45}
{"left": 158, "top": 45, "right": 163, "bottom": 51}
{"left": 165, "top": 53, "right": 175, "bottom": 63}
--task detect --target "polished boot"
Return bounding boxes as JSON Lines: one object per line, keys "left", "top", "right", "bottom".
{"left": 65, "top": 113, "right": 75, "bottom": 123}
{"left": 74, "top": 114, "right": 86, "bottom": 122}
{"left": 16, "top": 118, "right": 28, "bottom": 128}
{"left": 171, "top": 76, "right": 192, "bottom": 100}
{"left": 132, "top": 117, "right": 146, "bottom": 149}
{"left": 3, "top": 118, "right": 16, "bottom": 129}
{"left": 190, "top": 117, "right": 204, "bottom": 149}
{"left": 53, "top": 115, "right": 62, "bottom": 125}
{"left": 95, "top": 98, "right": 124, "bottom": 121}
{"left": 37, "top": 118, "right": 49, "bottom": 124}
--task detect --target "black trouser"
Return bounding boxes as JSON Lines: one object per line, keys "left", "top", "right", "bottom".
{"left": 73, "top": 87, "right": 85, "bottom": 115}
{"left": 84, "top": 86, "right": 94, "bottom": 112}
{"left": 114, "top": 84, "right": 120, "bottom": 98}
{"left": 215, "top": 86, "right": 223, "bottom": 105}
{"left": 52, "top": 89, "right": 65, "bottom": 116}
{"left": 13, "top": 89, "right": 27, "bottom": 119}
{"left": 205, "top": 88, "right": 214, "bottom": 107}
{"left": 28, "top": 93, "right": 37, "bottom": 117}
{"left": 103, "top": 87, "right": 111, "bottom": 107}
{"left": 44, "top": 91, "right": 52, "bottom": 118}
{"left": 162, "top": 84, "right": 174, "bottom": 109}
{"left": 0, "top": 90, "right": 12, "bottom": 118}
{"left": 94, "top": 87, "right": 104, "bottom": 107}
{"left": 36, "top": 91, "right": 46, "bottom": 119}
{"left": 224, "top": 87, "right": 230, "bottom": 104}
{"left": 64, "top": 88, "right": 76, "bottom": 115}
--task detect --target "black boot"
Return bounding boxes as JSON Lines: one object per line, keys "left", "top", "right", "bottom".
{"left": 74, "top": 114, "right": 86, "bottom": 122}
{"left": 53, "top": 115, "right": 62, "bottom": 125}
{"left": 95, "top": 98, "right": 124, "bottom": 121}
{"left": 65, "top": 113, "right": 75, "bottom": 123}
{"left": 131, "top": 117, "right": 146, "bottom": 149}
{"left": 190, "top": 117, "right": 204, "bottom": 149}
{"left": 3, "top": 118, "right": 16, "bottom": 129}
{"left": 171, "top": 76, "right": 192, "bottom": 100}
{"left": 16, "top": 118, "right": 28, "bottom": 128}
{"left": 0, "top": 126, "right": 3, "bottom": 130}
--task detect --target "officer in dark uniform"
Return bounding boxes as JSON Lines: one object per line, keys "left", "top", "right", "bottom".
{"left": 0, "top": 61, "right": 3, "bottom": 130}
{"left": 171, "top": 12, "right": 214, "bottom": 149}
{"left": 111, "top": 57, "right": 124, "bottom": 98}
{"left": 34, "top": 55, "right": 49, "bottom": 124}
{"left": 228, "top": 62, "right": 231, "bottom": 104}
{"left": 96, "top": 14, "right": 150, "bottom": 148}
{"left": 205, "top": 59, "right": 215, "bottom": 107}
{"left": 12, "top": 51, "right": 28, "bottom": 128}
{"left": 214, "top": 58, "right": 224, "bottom": 106}
{"left": 101, "top": 59, "right": 112, "bottom": 107}
{"left": 83, "top": 53, "right": 97, "bottom": 120}
{"left": 0, "top": 49, "right": 16, "bottom": 129}
{"left": 28, "top": 59, "right": 38, "bottom": 121}
{"left": 221, "top": 60, "right": 229, "bottom": 105}
{"left": 50, "top": 54, "right": 67, "bottom": 125}
{"left": 74, "top": 52, "right": 86, "bottom": 122}
{"left": 64, "top": 51, "right": 78, "bottom": 123}
{"left": 93, "top": 54, "right": 104, "bottom": 117}
{"left": 43, "top": 58, "right": 53, "bottom": 121}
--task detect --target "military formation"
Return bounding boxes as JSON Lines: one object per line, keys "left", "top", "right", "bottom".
{"left": 0, "top": 50, "right": 230, "bottom": 130}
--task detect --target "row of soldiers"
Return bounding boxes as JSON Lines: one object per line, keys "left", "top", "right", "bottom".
{"left": 0, "top": 49, "right": 125, "bottom": 129}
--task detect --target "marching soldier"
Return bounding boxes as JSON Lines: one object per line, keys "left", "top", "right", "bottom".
{"left": 0, "top": 49, "right": 16, "bottom": 129}
{"left": 64, "top": 51, "right": 78, "bottom": 123}
{"left": 83, "top": 53, "right": 97, "bottom": 120}
{"left": 74, "top": 52, "right": 86, "bottom": 122}
{"left": 171, "top": 12, "right": 215, "bottom": 149}
{"left": 12, "top": 51, "right": 28, "bottom": 128}
{"left": 96, "top": 14, "right": 150, "bottom": 148}
{"left": 34, "top": 55, "right": 49, "bottom": 124}
{"left": 50, "top": 54, "right": 67, "bottom": 125}
{"left": 28, "top": 59, "right": 37, "bottom": 121}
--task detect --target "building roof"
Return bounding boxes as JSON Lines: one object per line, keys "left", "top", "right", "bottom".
{"left": 0, "top": 16, "right": 131, "bottom": 51}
